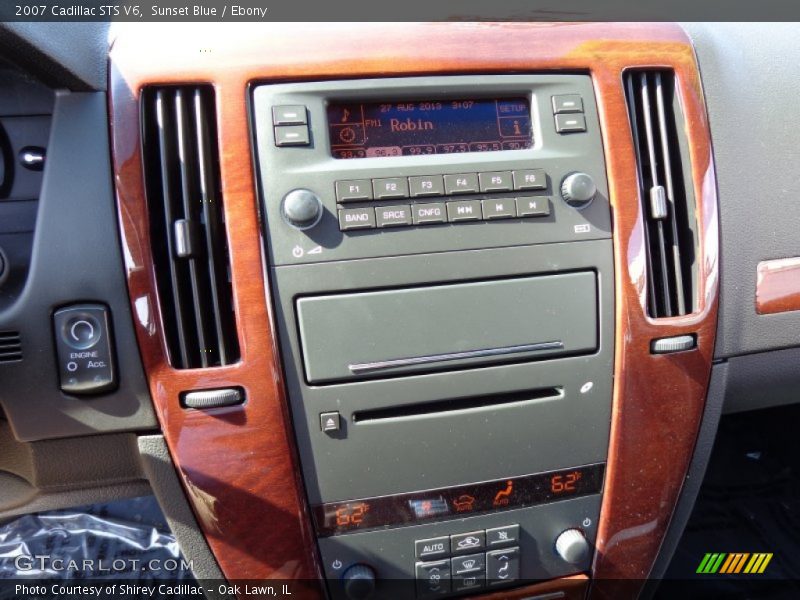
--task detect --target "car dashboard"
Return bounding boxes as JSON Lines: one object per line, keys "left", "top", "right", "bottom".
{"left": 0, "top": 20, "right": 799, "bottom": 600}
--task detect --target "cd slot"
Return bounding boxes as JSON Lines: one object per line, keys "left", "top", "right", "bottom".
{"left": 353, "top": 387, "right": 563, "bottom": 423}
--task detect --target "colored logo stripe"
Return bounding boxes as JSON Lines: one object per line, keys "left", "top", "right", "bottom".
{"left": 697, "top": 552, "right": 773, "bottom": 575}
{"left": 720, "top": 553, "right": 749, "bottom": 573}
{"left": 744, "top": 553, "right": 773, "bottom": 574}
{"left": 697, "top": 553, "right": 726, "bottom": 573}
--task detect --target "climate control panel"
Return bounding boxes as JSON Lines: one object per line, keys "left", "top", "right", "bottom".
{"left": 319, "top": 493, "right": 601, "bottom": 600}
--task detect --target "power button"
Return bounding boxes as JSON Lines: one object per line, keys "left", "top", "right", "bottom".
{"left": 53, "top": 304, "right": 116, "bottom": 395}
{"left": 62, "top": 315, "right": 101, "bottom": 350}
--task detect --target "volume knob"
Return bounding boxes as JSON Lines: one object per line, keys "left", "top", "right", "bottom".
{"left": 282, "top": 188, "right": 323, "bottom": 230}
{"left": 560, "top": 172, "right": 597, "bottom": 209}
{"left": 555, "top": 528, "right": 590, "bottom": 565}
{"left": 342, "top": 563, "right": 377, "bottom": 600}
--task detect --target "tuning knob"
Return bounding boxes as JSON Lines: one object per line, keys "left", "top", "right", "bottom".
{"left": 560, "top": 172, "right": 597, "bottom": 209}
{"left": 282, "top": 188, "right": 323, "bottom": 230}
{"left": 555, "top": 529, "right": 590, "bottom": 565}
{"left": 342, "top": 563, "right": 377, "bottom": 600}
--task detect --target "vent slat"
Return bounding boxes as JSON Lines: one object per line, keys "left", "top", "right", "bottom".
{"left": 626, "top": 74, "right": 660, "bottom": 316}
{"left": 155, "top": 89, "right": 194, "bottom": 368}
{"left": 174, "top": 89, "right": 212, "bottom": 368}
{"left": 624, "top": 70, "right": 698, "bottom": 319}
{"left": 193, "top": 89, "right": 236, "bottom": 365}
{"left": 654, "top": 72, "right": 687, "bottom": 315}
{"left": 0, "top": 332, "right": 21, "bottom": 363}
{"left": 143, "top": 85, "right": 240, "bottom": 369}
{"left": 639, "top": 73, "right": 673, "bottom": 317}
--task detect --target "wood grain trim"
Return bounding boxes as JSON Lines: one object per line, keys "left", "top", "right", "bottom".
{"left": 756, "top": 257, "right": 800, "bottom": 314}
{"left": 110, "top": 22, "right": 718, "bottom": 598}
{"left": 471, "top": 575, "right": 588, "bottom": 600}
{"left": 109, "top": 64, "right": 323, "bottom": 591}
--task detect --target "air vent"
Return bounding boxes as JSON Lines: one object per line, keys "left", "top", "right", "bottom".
{"left": 141, "top": 86, "right": 240, "bottom": 369}
{"left": 624, "top": 70, "right": 698, "bottom": 318}
{"left": 0, "top": 331, "right": 22, "bottom": 363}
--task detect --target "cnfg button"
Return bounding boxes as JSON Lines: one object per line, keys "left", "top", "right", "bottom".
{"left": 412, "top": 202, "right": 447, "bottom": 225}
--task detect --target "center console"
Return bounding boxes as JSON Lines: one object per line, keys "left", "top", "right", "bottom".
{"left": 252, "top": 74, "right": 614, "bottom": 598}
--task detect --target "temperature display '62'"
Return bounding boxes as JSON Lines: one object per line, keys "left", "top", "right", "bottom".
{"left": 327, "top": 98, "right": 533, "bottom": 159}
{"left": 313, "top": 463, "right": 604, "bottom": 536}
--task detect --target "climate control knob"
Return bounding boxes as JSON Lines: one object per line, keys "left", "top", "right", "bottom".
{"left": 560, "top": 172, "right": 597, "bottom": 209}
{"left": 555, "top": 528, "right": 591, "bottom": 565}
{"left": 282, "top": 188, "right": 323, "bottom": 230}
{"left": 342, "top": 563, "right": 376, "bottom": 600}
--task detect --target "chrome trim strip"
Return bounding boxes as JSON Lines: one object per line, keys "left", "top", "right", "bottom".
{"left": 348, "top": 341, "right": 565, "bottom": 374}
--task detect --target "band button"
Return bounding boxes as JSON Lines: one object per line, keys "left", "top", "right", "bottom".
{"left": 338, "top": 207, "right": 376, "bottom": 230}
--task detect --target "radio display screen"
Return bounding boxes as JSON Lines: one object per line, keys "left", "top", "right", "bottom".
{"left": 327, "top": 98, "right": 533, "bottom": 159}
{"left": 313, "top": 463, "right": 604, "bottom": 536}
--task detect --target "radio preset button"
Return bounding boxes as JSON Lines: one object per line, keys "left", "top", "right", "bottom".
{"left": 409, "top": 175, "right": 444, "bottom": 197}
{"left": 552, "top": 94, "right": 584, "bottom": 114}
{"left": 517, "top": 197, "right": 551, "bottom": 217}
{"left": 412, "top": 202, "right": 447, "bottom": 225}
{"left": 486, "top": 525, "right": 520, "bottom": 547}
{"left": 446, "top": 200, "right": 482, "bottom": 222}
{"left": 478, "top": 171, "right": 513, "bottom": 193}
{"left": 274, "top": 125, "right": 310, "bottom": 146}
{"left": 555, "top": 113, "right": 587, "bottom": 133}
{"left": 450, "top": 531, "right": 485, "bottom": 555}
{"left": 415, "top": 537, "right": 450, "bottom": 560}
{"left": 376, "top": 205, "right": 412, "bottom": 228}
{"left": 481, "top": 198, "right": 517, "bottom": 220}
{"left": 443, "top": 173, "right": 479, "bottom": 195}
{"left": 512, "top": 169, "right": 547, "bottom": 191}
{"left": 373, "top": 177, "right": 410, "bottom": 200}
{"left": 336, "top": 180, "right": 373, "bottom": 202}
{"left": 338, "top": 207, "right": 376, "bottom": 231}
{"left": 272, "top": 105, "right": 308, "bottom": 125}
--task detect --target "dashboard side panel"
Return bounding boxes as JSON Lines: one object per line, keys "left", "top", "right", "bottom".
{"left": 682, "top": 22, "right": 800, "bottom": 356}
{"left": 109, "top": 22, "right": 718, "bottom": 598}
{"left": 756, "top": 257, "right": 800, "bottom": 315}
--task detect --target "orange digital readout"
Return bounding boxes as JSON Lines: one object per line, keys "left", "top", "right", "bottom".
{"left": 551, "top": 470, "right": 582, "bottom": 494}
{"left": 334, "top": 502, "right": 369, "bottom": 527}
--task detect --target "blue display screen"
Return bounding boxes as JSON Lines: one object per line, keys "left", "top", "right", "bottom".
{"left": 328, "top": 98, "right": 532, "bottom": 159}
